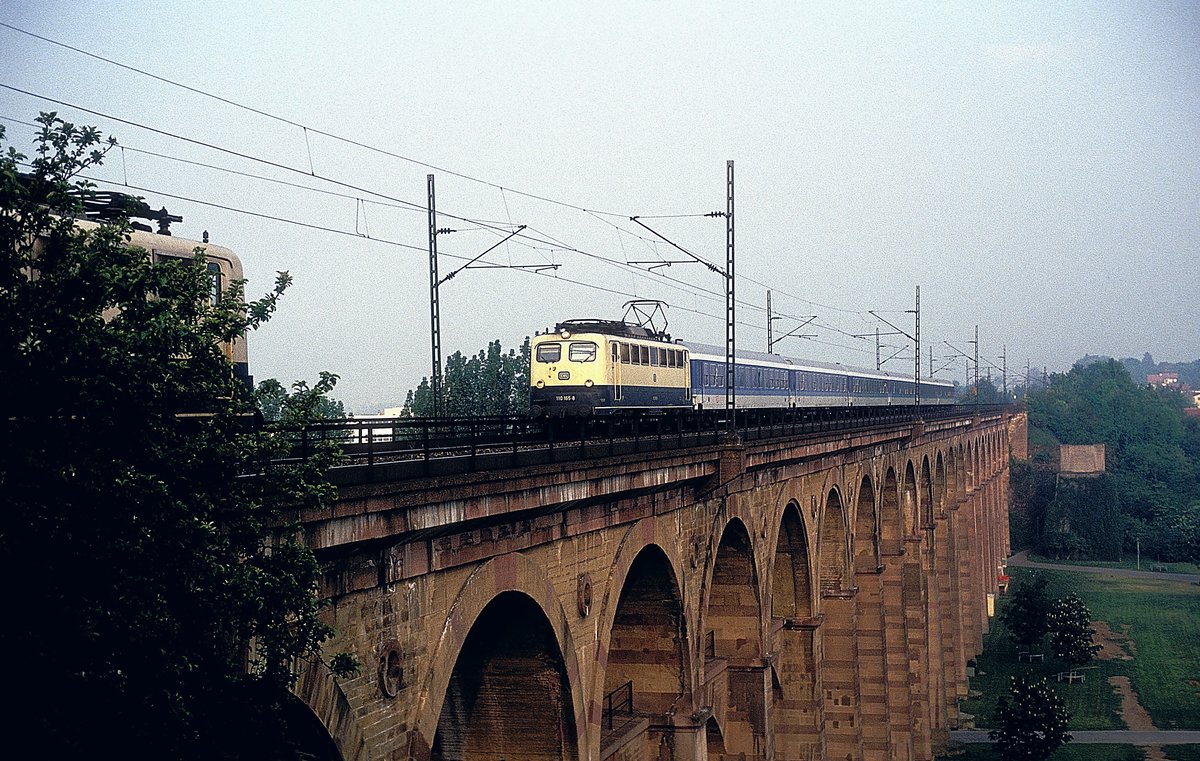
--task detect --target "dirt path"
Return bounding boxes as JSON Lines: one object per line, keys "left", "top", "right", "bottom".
{"left": 1093, "top": 620, "right": 1135, "bottom": 660}
{"left": 1108, "top": 676, "right": 1169, "bottom": 760}
{"left": 1002, "top": 552, "right": 1188, "bottom": 759}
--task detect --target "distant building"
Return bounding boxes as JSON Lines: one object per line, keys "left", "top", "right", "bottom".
{"left": 1058, "top": 444, "right": 1105, "bottom": 476}
{"left": 1147, "top": 372, "right": 1179, "bottom": 387}
{"left": 345, "top": 406, "right": 407, "bottom": 445}
{"left": 1193, "top": 391, "right": 1200, "bottom": 408}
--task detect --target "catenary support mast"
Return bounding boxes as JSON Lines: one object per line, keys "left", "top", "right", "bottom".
{"left": 427, "top": 174, "right": 441, "bottom": 418}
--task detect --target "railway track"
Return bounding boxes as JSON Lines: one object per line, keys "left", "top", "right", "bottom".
{"left": 271, "top": 403, "right": 1015, "bottom": 482}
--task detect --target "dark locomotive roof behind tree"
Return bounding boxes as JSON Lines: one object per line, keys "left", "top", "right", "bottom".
{"left": 17, "top": 171, "right": 182, "bottom": 235}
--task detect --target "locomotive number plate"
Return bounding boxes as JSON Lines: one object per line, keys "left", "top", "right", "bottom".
{"left": 555, "top": 394, "right": 576, "bottom": 401}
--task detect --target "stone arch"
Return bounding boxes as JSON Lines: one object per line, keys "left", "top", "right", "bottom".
{"left": 773, "top": 501, "right": 815, "bottom": 619}
{"left": 601, "top": 542, "right": 692, "bottom": 737}
{"left": 944, "top": 448, "right": 957, "bottom": 507}
{"left": 705, "top": 717, "right": 728, "bottom": 757}
{"left": 957, "top": 443, "right": 967, "bottom": 497}
{"left": 410, "top": 553, "right": 586, "bottom": 761}
{"left": 901, "top": 461, "right": 918, "bottom": 538}
{"left": 853, "top": 474, "right": 878, "bottom": 573}
{"left": 935, "top": 452, "right": 947, "bottom": 517}
{"left": 920, "top": 455, "right": 934, "bottom": 528}
{"left": 966, "top": 442, "right": 976, "bottom": 492}
{"left": 431, "top": 592, "right": 579, "bottom": 760}
{"left": 703, "top": 517, "right": 764, "bottom": 659}
{"left": 282, "top": 688, "right": 351, "bottom": 761}
{"left": 881, "top": 466, "right": 901, "bottom": 546}
{"left": 702, "top": 517, "right": 767, "bottom": 759}
{"left": 819, "top": 487, "right": 851, "bottom": 596}
{"left": 974, "top": 438, "right": 982, "bottom": 484}
{"left": 295, "top": 661, "right": 367, "bottom": 761}
{"left": 819, "top": 485, "right": 861, "bottom": 758}
{"left": 770, "top": 500, "right": 821, "bottom": 758}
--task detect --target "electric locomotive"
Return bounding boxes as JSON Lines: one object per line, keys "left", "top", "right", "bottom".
{"left": 76, "top": 187, "right": 251, "bottom": 386}
{"left": 529, "top": 318, "right": 691, "bottom": 417}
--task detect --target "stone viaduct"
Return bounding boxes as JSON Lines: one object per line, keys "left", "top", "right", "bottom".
{"left": 287, "top": 407, "right": 1023, "bottom": 761}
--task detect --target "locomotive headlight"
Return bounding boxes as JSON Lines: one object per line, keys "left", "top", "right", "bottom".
{"left": 560, "top": 329, "right": 571, "bottom": 339}
{"left": 584, "top": 379, "right": 593, "bottom": 387}
{"left": 536, "top": 380, "right": 545, "bottom": 388}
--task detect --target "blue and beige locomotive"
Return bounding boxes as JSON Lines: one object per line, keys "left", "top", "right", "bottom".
{"left": 529, "top": 313, "right": 955, "bottom": 417}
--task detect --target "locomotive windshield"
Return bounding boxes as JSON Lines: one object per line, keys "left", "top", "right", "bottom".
{"left": 536, "top": 343, "right": 561, "bottom": 363}
{"left": 568, "top": 342, "right": 597, "bottom": 362}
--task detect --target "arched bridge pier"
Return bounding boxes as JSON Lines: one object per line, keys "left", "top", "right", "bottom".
{"left": 288, "top": 407, "right": 1021, "bottom": 761}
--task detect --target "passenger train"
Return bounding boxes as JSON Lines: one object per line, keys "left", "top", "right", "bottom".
{"left": 529, "top": 317, "right": 955, "bottom": 417}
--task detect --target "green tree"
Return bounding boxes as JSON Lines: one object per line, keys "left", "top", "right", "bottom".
{"left": 1009, "top": 460, "right": 1058, "bottom": 550}
{"left": 1027, "top": 359, "right": 1200, "bottom": 558}
{"left": 1, "top": 114, "right": 354, "bottom": 759}
{"left": 403, "top": 337, "right": 530, "bottom": 416}
{"left": 1047, "top": 593, "right": 1100, "bottom": 669}
{"left": 989, "top": 675, "right": 1072, "bottom": 761}
{"left": 999, "top": 573, "right": 1053, "bottom": 650}
{"left": 1040, "top": 475, "right": 1123, "bottom": 560}
{"left": 962, "top": 376, "right": 1012, "bottom": 404}
{"left": 257, "top": 375, "right": 346, "bottom": 422}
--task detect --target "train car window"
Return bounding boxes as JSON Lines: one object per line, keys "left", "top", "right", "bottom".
{"left": 536, "top": 343, "right": 562, "bottom": 363}
{"left": 207, "top": 263, "right": 222, "bottom": 305}
{"left": 569, "top": 342, "right": 597, "bottom": 362}
{"left": 640, "top": 346, "right": 650, "bottom": 365}
{"left": 651, "top": 347, "right": 661, "bottom": 367}
{"left": 611, "top": 342, "right": 619, "bottom": 362}
{"left": 620, "top": 343, "right": 630, "bottom": 364}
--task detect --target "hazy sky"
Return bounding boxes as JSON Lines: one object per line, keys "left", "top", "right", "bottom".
{"left": 3, "top": 2, "right": 1197, "bottom": 411}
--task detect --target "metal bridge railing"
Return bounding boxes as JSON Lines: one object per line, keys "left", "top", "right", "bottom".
{"left": 603, "top": 680, "right": 634, "bottom": 730}
{"left": 269, "top": 403, "right": 1017, "bottom": 478}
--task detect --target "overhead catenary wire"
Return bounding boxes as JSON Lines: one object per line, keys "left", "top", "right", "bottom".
{"left": 0, "top": 80, "right": 936, "bottom": 361}
{"left": 0, "top": 21, "right": 632, "bottom": 219}
{"left": 22, "top": 163, "right": 802, "bottom": 340}
{"left": 0, "top": 24, "right": 876, "bottom": 322}
{"left": 1, "top": 103, "right": 804, "bottom": 332}
{"left": 6, "top": 107, "right": 852, "bottom": 346}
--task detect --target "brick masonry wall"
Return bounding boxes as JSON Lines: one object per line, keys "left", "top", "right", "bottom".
{"left": 291, "top": 411, "right": 1021, "bottom": 761}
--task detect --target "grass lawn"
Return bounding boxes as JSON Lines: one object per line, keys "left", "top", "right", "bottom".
{"left": 957, "top": 567, "right": 1200, "bottom": 732}
{"left": 1043, "top": 569, "right": 1200, "bottom": 730}
{"left": 1165, "top": 748, "right": 1200, "bottom": 761}
{"left": 939, "top": 743, "right": 1146, "bottom": 760}
{"left": 1026, "top": 553, "right": 1200, "bottom": 575}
